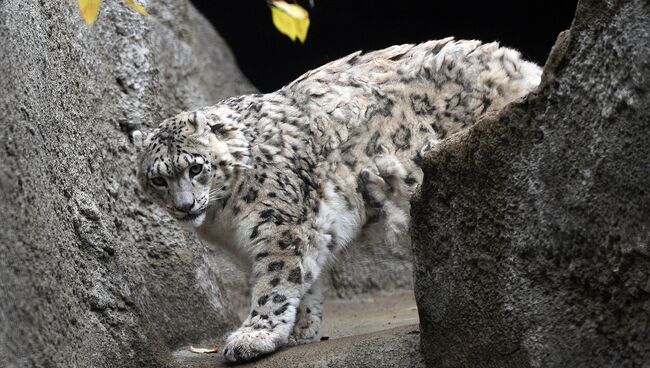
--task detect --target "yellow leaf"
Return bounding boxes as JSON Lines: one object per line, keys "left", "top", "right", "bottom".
{"left": 78, "top": 0, "right": 102, "bottom": 26}
{"left": 189, "top": 345, "right": 220, "bottom": 354}
{"left": 125, "top": 0, "right": 149, "bottom": 16}
{"left": 270, "top": 1, "right": 310, "bottom": 44}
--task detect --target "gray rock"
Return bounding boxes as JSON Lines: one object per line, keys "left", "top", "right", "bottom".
{"left": 412, "top": 0, "right": 650, "bottom": 367}
{"left": 0, "top": 1, "right": 254, "bottom": 367}
{"left": 326, "top": 231, "right": 414, "bottom": 299}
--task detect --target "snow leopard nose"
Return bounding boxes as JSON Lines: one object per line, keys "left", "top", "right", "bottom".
{"left": 173, "top": 192, "right": 195, "bottom": 213}
{"left": 175, "top": 199, "right": 194, "bottom": 213}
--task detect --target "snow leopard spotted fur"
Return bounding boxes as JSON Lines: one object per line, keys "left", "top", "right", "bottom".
{"left": 134, "top": 38, "right": 541, "bottom": 362}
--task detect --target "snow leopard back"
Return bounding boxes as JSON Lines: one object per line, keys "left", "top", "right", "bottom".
{"left": 288, "top": 38, "right": 541, "bottom": 159}
{"left": 281, "top": 38, "right": 541, "bottom": 242}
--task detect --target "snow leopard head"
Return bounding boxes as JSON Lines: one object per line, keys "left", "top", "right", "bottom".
{"left": 134, "top": 110, "right": 248, "bottom": 227}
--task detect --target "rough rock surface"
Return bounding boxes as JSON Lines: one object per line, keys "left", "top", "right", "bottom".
{"left": 412, "top": 0, "right": 649, "bottom": 367}
{"left": 0, "top": 1, "right": 255, "bottom": 367}
{"left": 326, "top": 230, "right": 414, "bottom": 298}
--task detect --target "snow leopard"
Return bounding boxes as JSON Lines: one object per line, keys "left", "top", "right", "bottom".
{"left": 134, "top": 38, "right": 542, "bottom": 362}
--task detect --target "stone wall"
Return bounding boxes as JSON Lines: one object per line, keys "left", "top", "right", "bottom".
{"left": 412, "top": 0, "right": 649, "bottom": 367}
{"left": 0, "top": 1, "right": 254, "bottom": 366}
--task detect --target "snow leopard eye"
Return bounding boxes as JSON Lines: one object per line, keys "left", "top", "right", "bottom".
{"left": 151, "top": 177, "right": 167, "bottom": 187}
{"left": 189, "top": 164, "right": 203, "bottom": 177}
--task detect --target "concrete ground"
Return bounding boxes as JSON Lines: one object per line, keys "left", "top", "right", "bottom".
{"left": 173, "top": 291, "right": 423, "bottom": 367}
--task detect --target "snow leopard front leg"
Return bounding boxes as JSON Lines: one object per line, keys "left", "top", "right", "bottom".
{"left": 223, "top": 225, "right": 325, "bottom": 362}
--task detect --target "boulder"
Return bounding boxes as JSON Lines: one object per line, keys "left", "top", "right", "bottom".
{"left": 0, "top": 1, "right": 254, "bottom": 366}
{"left": 326, "top": 230, "right": 415, "bottom": 299}
{"left": 412, "top": 0, "right": 649, "bottom": 367}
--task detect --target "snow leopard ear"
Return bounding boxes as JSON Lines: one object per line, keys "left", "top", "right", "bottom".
{"left": 131, "top": 129, "right": 150, "bottom": 151}
{"left": 187, "top": 111, "right": 208, "bottom": 135}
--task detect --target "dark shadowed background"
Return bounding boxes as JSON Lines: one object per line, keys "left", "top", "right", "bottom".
{"left": 191, "top": 0, "right": 578, "bottom": 92}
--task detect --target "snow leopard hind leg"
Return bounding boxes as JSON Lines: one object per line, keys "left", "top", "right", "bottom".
{"left": 288, "top": 275, "right": 325, "bottom": 345}
{"left": 359, "top": 153, "right": 421, "bottom": 245}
